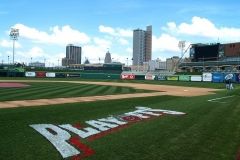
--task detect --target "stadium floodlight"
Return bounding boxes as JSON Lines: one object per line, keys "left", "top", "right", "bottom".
{"left": 9, "top": 28, "right": 19, "bottom": 64}
{"left": 178, "top": 41, "right": 186, "bottom": 58}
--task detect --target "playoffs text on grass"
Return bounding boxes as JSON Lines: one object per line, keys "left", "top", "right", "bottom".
{"left": 30, "top": 107, "right": 186, "bottom": 159}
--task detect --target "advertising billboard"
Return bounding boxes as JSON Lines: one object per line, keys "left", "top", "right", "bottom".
{"left": 157, "top": 75, "right": 166, "bottom": 81}
{"left": 55, "top": 73, "right": 66, "bottom": 78}
{"left": 190, "top": 75, "right": 202, "bottom": 82}
{"left": 46, "top": 72, "right": 56, "bottom": 78}
{"left": 145, "top": 74, "right": 155, "bottom": 80}
{"left": 202, "top": 73, "right": 212, "bottom": 82}
{"left": 121, "top": 74, "right": 135, "bottom": 80}
{"left": 212, "top": 73, "right": 224, "bottom": 83}
{"left": 166, "top": 76, "right": 178, "bottom": 81}
{"left": 67, "top": 74, "right": 81, "bottom": 77}
{"left": 25, "top": 72, "right": 36, "bottom": 77}
{"left": 236, "top": 73, "right": 240, "bottom": 83}
{"left": 178, "top": 75, "right": 190, "bottom": 81}
{"left": 36, "top": 72, "right": 46, "bottom": 78}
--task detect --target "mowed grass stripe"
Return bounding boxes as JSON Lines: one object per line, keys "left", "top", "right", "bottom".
{"left": 81, "top": 85, "right": 110, "bottom": 96}
{"left": 1, "top": 83, "right": 74, "bottom": 101}
{"left": 47, "top": 84, "right": 97, "bottom": 97}
{"left": 0, "top": 83, "right": 48, "bottom": 95}
{"left": 101, "top": 86, "right": 119, "bottom": 95}
{"left": 31, "top": 84, "right": 97, "bottom": 99}
{"left": 36, "top": 84, "right": 100, "bottom": 99}
{"left": 0, "top": 83, "right": 70, "bottom": 99}
{"left": 0, "top": 83, "right": 96, "bottom": 101}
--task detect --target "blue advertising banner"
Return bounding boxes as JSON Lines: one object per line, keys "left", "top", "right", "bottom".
{"left": 212, "top": 73, "right": 224, "bottom": 83}
{"left": 236, "top": 73, "right": 240, "bottom": 83}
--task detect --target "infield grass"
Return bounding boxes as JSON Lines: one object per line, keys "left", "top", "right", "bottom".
{"left": 0, "top": 82, "right": 152, "bottom": 101}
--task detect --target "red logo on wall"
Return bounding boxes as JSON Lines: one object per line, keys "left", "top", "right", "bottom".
{"left": 121, "top": 74, "right": 135, "bottom": 80}
{"left": 36, "top": 72, "right": 46, "bottom": 78}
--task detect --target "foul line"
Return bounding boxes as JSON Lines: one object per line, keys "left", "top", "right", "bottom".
{"left": 207, "top": 95, "right": 235, "bottom": 103}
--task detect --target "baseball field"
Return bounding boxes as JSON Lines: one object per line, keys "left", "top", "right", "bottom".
{"left": 0, "top": 78, "right": 240, "bottom": 160}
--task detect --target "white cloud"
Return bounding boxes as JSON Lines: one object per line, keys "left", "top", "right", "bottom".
{"left": 119, "top": 38, "right": 129, "bottom": 45}
{"left": 99, "top": 25, "right": 115, "bottom": 35}
{"left": 152, "top": 34, "right": 180, "bottom": 52}
{"left": 82, "top": 45, "right": 107, "bottom": 63}
{"left": 0, "top": 40, "right": 21, "bottom": 48}
{"left": 99, "top": 25, "right": 132, "bottom": 38}
{"left": 111, "top": 53, "right": 129, "bottom": 64}
{"left": 12, "top": 24, "right": 90, "bottom": 46}
{"left": 126, "top": 47, "right": 132, "bottom": 53}
{"left": 93, "top": 37, "right": 112, "bottom": 49}
{"left": 14, "top": 46, "right": 64, "bottom": 66}
{"left": 163, "top": 16, "right": 240, "bottom": 42}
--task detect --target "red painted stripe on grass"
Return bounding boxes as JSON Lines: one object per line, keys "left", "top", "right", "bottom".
{"left": 72, "top": 123, "right": 83, "bottom": 129}
{"left": 70, "top": 136, "right": 95, "bottom": 160}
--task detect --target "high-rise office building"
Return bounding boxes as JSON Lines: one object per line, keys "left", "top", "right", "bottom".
{"left": 133, "top": 25, "right": 152, "bottom": 66}
{"left": 62, "top": 44, "right": 81, "bottom": 66}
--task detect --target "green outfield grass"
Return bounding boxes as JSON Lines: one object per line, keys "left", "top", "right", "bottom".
{"left": 0, "top": 79, "right": 240, "bottom": 160}
{"left": 0, "top": 82, "right": 152, "bottom": 101}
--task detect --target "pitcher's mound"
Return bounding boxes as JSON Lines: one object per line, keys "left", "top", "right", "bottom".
{"left": 0, "top": 83, "right": 29, "bottom": 88}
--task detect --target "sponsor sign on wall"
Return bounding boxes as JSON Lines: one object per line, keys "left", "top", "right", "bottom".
{"left": 166, "top": 76, "right": 178, "bottom": 81}
{"left": 36, "top": 72, "right": 46, "bottom": 78}
{"left": 190, "top": 75, "right": 202, "bottom": 82}
{"left": 178, "top": 75, "right": 190, "bottom": 81}
{"left": 121, "top": 74, "right": 135, "bottom": 80}
{"left": 46, "top": 72, "right": 56, "bottom": 78}
{"left": 237, "top": 73, "right": 240, "bottom": 83}
{"left": 212, "top": 73, "right": 224, "bottom": 83}
{"left": 145, "top": 74, "right": 155, "bottom": 80}
{"left": 55, "top": 73, "right": 66, "bottom": 78}
{"left": 67, "top": 73, "right": 81, "bottom": 77}
{"left": 30, "top": 106, "right": 185, "bottom": 159}
{"left": 202, "top": 73, "right": 212, "bottom": 82}
{"left": 157, "top": 75, "right": 166, "bottom": 81}
{"left": 25, "top": 72, "right": 36, "bottom": 77}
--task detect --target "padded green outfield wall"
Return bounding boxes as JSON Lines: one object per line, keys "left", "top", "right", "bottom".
{"left": 79, "top": 73, "right": 121, "bottom": 79}
{"left": 178, "top": 75, "right": 190, "bottom": 81}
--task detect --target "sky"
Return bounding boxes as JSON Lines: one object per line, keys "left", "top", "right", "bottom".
{"left": 1, "top": 0, "right": 240, "bottom": 66}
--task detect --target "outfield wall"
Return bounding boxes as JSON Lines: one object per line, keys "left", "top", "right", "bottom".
{"left": 1, "top": 70, "right": 240, "bottom": 83}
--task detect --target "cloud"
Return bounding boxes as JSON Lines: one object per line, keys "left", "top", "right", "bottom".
{"left": 93, "top": 37, "right": 112, "bottom": 49}
{"left": 119, "top": 38, "right": 129, "bottom": 45}
{"left": 99, "top": 25, "right": 132, "bottom": 38}
{"left": 16, "top": 47, "right": 46, "bottom": 61}
{"left": 126, "top": 47, "right": 132, "bottom": 53}
{"left": 152, "top": 34, "right": 180, "bottom": 52}
{"left": 82, "top": 45, "right": 107, "bottom": 63}
{"left": 163, "top": 16, "right": 240, "bottom": 42}
{"left": 0, "top": 40, "right": 21, "bottom": 48}
{"left": 14, "top": 46, "right": 64, "bottom": 66}
{"left": 12, "top": 24, "right": 91, "bottom": 46}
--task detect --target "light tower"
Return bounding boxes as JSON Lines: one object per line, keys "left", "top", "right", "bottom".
{"left": 178, "top": 40, "right": 186, "bottom": 58}
{"left": 9, "top": 28, "right": 19, "bottom": 64}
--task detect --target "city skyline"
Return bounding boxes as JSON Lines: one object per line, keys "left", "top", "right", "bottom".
{"left": 1, "top": 0, "right": 240, "bottom": 66}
